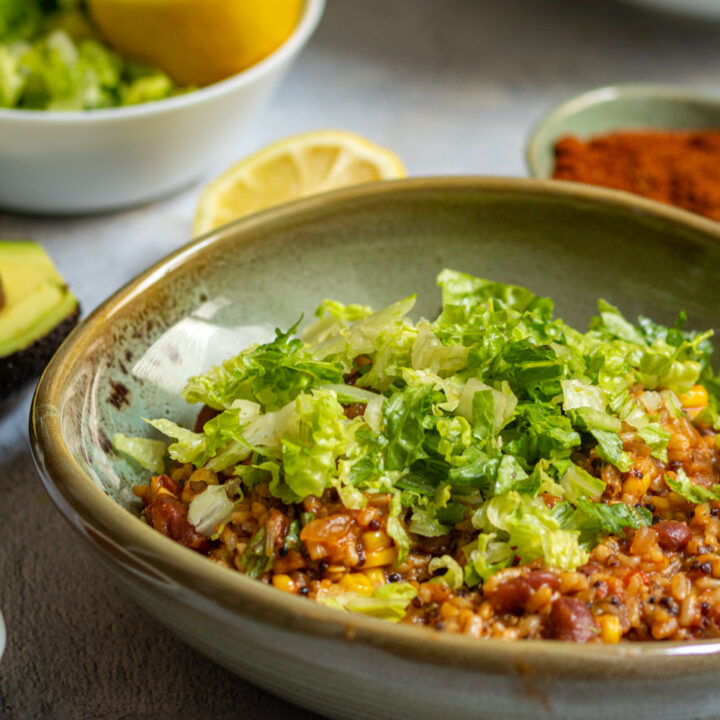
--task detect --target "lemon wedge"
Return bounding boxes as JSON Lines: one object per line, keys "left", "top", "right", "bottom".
{"left": 193, "top": 130, "right": 407, "bottom": 236}
{"left": 87, "top": 0, "right": 303, "bottom": 86}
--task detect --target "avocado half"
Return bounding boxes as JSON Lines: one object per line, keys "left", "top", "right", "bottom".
{"left": 0, "top": 241, "right": 80, "bottom": 401}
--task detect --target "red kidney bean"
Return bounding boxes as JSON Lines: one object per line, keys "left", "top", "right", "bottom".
{"left": 490, "top": 571, "right": 560, "bottom": 614}
{"left": 343, "top": 403, "right": 366, "bottom": 419}
{"left": 266, "top": 508, "right": 289, "bottom": 550}
{"left": 146, "top": 496, "right": 212, "bottom": 554}
{"left": 654, "top": 521, "right": 692, "bottom": 552}
{"left": 156, "top": 474, "right": 181, "bottom": 497}
{"left": 489, "top": 577, "right": 532, "bottom": 614}
{"left": 549, "top": 597, "right": 598, "bottom": 642}
{"left": 527, "top": 570, "right": 560, "bottom": 591}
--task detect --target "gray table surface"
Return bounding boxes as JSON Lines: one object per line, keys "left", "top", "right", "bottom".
{"left": 2, "top": 1, "right": 720, "bottom": 718}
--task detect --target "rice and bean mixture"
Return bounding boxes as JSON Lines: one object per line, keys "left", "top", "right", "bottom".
{"left": 127, "top": 270, "right": 720, "bottom": 643}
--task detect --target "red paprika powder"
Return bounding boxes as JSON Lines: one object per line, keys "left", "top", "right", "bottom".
{"left": 552, "top": 130, "right": 720, "bottom": 221}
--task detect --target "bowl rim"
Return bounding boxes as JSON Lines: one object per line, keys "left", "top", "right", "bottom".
{"left": 525, "top": 82, "right": 720, "bottom": 178}
{"left": 0, "top": 0, "right": 325, "bottom": 125}
{"left": 30, "top": 176, "right": 720, "bottom": 677}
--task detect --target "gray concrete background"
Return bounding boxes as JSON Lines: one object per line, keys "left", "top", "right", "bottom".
{"left": 2, "top": 1, "right": 720, "bottom": 717}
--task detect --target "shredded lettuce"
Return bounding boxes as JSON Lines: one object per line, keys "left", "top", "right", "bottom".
{"left": 478, "top": 491, "right": 588, "bottom": 569}
{"left": 187, "top": 485, "right": 234, "bottom": 537}
{"left": 0, "top": 0, "right": 44, "bottom": 43}
{"left": 144, "top": 269, "right": 719, "bottom": 591}
{"left": 428, "top": 555, "right": 464, "bottom": 590}
{"left": 319, "top": 582, "right": 418, "bottom": 622}
{"left": 145, "top": 419, "right": 206, "bottom": 465}
{"left": 637, "top": 423, "right": 671, "bottom": 463}
{"left": 561, "top": 463, "right": 606, "bottom": 502}
{"left": 183, "top": 324, "right": 344, "bottom": 411}
{"left": 456, "top": 378, "right": 517, "bottom": 438}
{"left": 463, "top": 532, "right": 514, "bottom": 586}
{"left": 666, "top": 469, "right": 720, "bottom": 504}
{"left": 386, "top": 492, "right": 410, "bottom": 564}
{"left": 0, "top": 2, "right": 192, "bottom": 110}
{"left": 411, "top": 324, "right": 468, "bottom": 375}
{"left": 383, "top": 384, "right": 439, "bottom": 470}
{"left": 301, "top": 299, "right": 373, "bottom": 346}
{"left": 112, "top": 433, "right": 165, "bottom": 474}
{"left": 281, "top": 390, "right": 349, "bottom": 501}
{"left": 571, "top": 499, "right": 652, "bottom": 545}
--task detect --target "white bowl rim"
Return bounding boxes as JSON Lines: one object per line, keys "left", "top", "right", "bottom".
{"left": 0, "top": 0, "right": 325, "bottom": 125}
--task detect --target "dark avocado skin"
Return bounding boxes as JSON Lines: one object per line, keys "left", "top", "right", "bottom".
{"left": 0, "top": 307, "right": 79, "bottom": 401}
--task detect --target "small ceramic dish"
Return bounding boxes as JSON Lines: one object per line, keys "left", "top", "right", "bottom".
{"left": 526, "top": 84, "right": 720, "bottom": 179}
{"left": 0, "top": 0, "right": 324, "bottom": 215}
{"left": 31, "top": 178, "right": 720, "bottom": 720}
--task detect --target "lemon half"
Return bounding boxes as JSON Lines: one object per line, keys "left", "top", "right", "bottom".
{"left": 87, "top": 0, "right": 303, "bottom": 86}
{"left": 193, "top": 130, "right": 407, "bottom": 237}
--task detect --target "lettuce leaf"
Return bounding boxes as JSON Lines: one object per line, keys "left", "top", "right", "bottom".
{"left": 302, "top": 299, "right": 373, "bottom": 346}
{"left": 383, "top": 384, "right": 440, "bottom": 470}
{"left": 573, "top": 498, "right": 651, "bottom": 537}
{"left": 319, "top": 582, "right": 418, "bottom": 622}
{"left": 112, "top": 433, "right": 165, "bottom": 474}
{"left": 312, "top": 295, "right": 416, "bottom": 362}
{"left": 463, "top": 532, "right": 514, "bottom": 586}
{"left": 0, "top": 2, "right": 191, "bottom": 110}
{"left": 456, "top": 378, "right": 517, "bottom": 438}
{"left": 145, "top": 418, "right": 207, "bottom": 465}
{"left": 428, "top": 555, "right": 464, "bottom": 590}
{"left": 437, "top": 269, "right": 543, "bottom": 315}
{"left": 637, "top": 423, "right": 671, "bottom": 463}
{"left": 183, "top": 324, "right": 344, "bottom": 411}
{"left": 560, "top": 463, "right": 606, "bottom": 502}
{"left": 187, "top": 484, "right": 235, "bottom": 536}
{"left": 666, "top": 469, "right": 720, "bottom": 504}
{"left": 479, "top": 491, "right": 588, "bottom": 569}
{"left": 386, "top": 492, "right": 410, "bottom": 564}
{"left": 0, "top": 0, "right": 44, "bottom": 42}
{"left": 280, "top": 390, "right": 349, "bottom": 501}
{"left": 411, "top": 324, "right": 468, "bottom": 375}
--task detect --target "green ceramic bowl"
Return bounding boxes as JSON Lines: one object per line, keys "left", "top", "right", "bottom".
{"left": 526, "top": 83, "right": 720, "bottom": 179}
{"left": 30, "top": 178, "right": 720, "bottom": 720}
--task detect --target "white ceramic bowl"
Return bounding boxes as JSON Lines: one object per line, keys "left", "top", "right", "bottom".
{"left": 0, "top": 0, "right": 324, "bottom": 215}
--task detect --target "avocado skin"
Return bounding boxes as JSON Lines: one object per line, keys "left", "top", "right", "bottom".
{"left": 0, "top": 307, "right": 80, "bottom": 401}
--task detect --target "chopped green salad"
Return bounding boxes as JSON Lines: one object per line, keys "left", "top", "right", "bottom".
{"left": 0, "top": 0, "right": 190, "bottom": 110}
{"left": 124, "top": 270, "right": 720, "bottom": 584}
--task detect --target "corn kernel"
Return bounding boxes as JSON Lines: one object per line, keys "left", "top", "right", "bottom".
{"left": 188, "top": 467, "right": 219, "bottom": 486}
{"left": 339, "top": 573, "right": 373, "bottom": 595}
{"left": 678, "top": 385, "right": 709, "bottom": 409}
{"left": 364, "top": 568, "right": 386, "bottom": 588}
{"left": 597, "top": 614, "right": 622, "bottom": 644}
{"left": 622, "top": 473, "right": 652, "bottom": 499}
{"left": 362, "top": 530, "right": 392, "bottom": 553}
{"left": 363, "top": 547, "right": 397, "bottom": 568}
{"left": 440, "top": 601, "right": 459, "bottom": 620}
{"left": 272, "top": 574, "right": 296, "bottom": 593}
